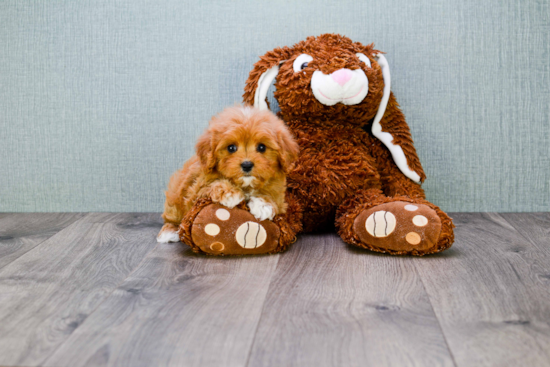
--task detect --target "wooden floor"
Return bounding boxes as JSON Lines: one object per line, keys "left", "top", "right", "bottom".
{"left": 0, "top": 213, "right": 549, "bottom": 367}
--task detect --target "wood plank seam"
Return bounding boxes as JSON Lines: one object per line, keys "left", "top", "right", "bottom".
{"left": 0, "top": 213, "right": 163, "bottom": 366}
{"left": 245, "top": 234, "right": 457, "bottom": 366}
{"left": 0, "top": 234, "right": 59, "bottom": 271}
{"left": 0, "top": 214, "right": 90, "bottom": 266}
{"left": 414, "top": 212, "right": 550, "bottom": 366}
{"left": 0, "top": 213, "right": 87, "bottom": 271}
{"left": 414, "top": 260, "right": 459, "bottom": 367}
{"left": 243, "top": 262, "right": 279, "bottom": 367}
{"left": 40, "top": 237, "right": 163, "bottom": 366}
{"left": 500, "top": 213, "right": 548, "bottom": 252}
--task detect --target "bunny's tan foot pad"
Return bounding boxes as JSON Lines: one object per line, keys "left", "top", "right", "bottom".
{"left": 191, "top": 204, "right": 281, "bottom": 255}
{"left": 353, "top": 201, "right": 442, "bottom": 255}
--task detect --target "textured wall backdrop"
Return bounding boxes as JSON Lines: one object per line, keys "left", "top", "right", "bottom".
{"left": 1, "top": 0, "right": 549, "bottom": 212}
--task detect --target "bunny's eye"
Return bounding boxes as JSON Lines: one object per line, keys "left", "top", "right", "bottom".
{"left": 356, "top": 53, "right": 372, "bottom": 68}
{"left": 227, "top": 144, "right": 237, "bottom": 153}
{"left": 293, "top": 54, "right": 313, "bottom": 73}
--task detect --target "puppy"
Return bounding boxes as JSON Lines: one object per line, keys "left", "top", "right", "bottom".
{"left": 157, "top": 105, "right": 299, "bottom": 243}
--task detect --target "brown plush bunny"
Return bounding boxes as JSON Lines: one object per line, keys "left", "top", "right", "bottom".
{"left": 180, "top": 34, "right": 454, "bottom": 256}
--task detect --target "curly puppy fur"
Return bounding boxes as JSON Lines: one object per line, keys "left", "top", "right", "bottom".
{"left": 158, "top": 106, "right": 299, "bottom": 242}
{"left": 241, "top": 33, "right": 454, "bottom": 255}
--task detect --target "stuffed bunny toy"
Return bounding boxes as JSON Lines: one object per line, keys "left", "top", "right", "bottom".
{"left": 180, "top": 34, "right": 454, "bottom": 256}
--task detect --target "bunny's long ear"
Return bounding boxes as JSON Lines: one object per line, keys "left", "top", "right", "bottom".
{"left": 371, "top": 54, "right": 426, "bottom": 184}
{"left": 243, "top": 46, "right": 294, "bottom": 110}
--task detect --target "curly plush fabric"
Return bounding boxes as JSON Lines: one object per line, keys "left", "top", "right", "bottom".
{"left": 240, "top": 34, "right": 455, "bottom": 256}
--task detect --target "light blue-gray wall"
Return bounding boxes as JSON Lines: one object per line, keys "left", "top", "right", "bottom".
{"left": 1, "top": 0, "right": 549, "bottom": 212}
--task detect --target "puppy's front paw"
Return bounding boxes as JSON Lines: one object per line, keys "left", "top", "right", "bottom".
{"left": 209, "top": 182, "right": 245, "bottom": 209}
{"left": 220, "top": 192, "right": 245, "bottom": 208}
{"left": 248, "top": 197, "right": 275, "bottom": 221}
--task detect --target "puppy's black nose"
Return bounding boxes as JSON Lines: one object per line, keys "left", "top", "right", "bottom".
{"left": 241, "top": 161, "right": 254, "bottom": 172}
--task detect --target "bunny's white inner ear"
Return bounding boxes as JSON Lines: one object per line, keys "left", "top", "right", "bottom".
{"left": 371, "top": 53, "right": 422, "bottom": 183}
{"left": 254, "top": 65, "right": 280, "bottom": 111}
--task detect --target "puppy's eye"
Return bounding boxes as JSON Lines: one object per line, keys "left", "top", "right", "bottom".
{"left": 227, "top": 144, "right": 237, "bottom": 153}
{"left": 257, "top": 143, "right": 266, "bottom": 153}
{"left": 293, "top": 54, "right": 313, "bottom": 73}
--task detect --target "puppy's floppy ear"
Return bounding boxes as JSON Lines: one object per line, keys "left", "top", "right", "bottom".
{"left": 243, "top": 46, "right": 294, "bottom": 111}
{"left": 276, "top": 127, "right": 300, "bottom": 174}
{"left": 195, "top": 130, "right": 216, "bottom": 173}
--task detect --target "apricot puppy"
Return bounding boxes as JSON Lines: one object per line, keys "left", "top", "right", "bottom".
{"left": 157, "top": 105, "right": 299, "bottom": 243}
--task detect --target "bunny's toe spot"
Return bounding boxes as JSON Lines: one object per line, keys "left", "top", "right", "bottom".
{"left": 204, "top": 223, "right": 220, "bottom": 236}
{"left": 210, "top": 242, "right": 225, "bottom": 251}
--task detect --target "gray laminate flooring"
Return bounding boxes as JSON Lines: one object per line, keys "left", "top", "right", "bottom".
{"left": 0, "top": 213, "right": 549, "bottom": 367}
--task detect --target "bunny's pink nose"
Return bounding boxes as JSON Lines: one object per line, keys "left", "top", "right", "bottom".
{"left": 331, "top": 69, "right": 353, "bottom": 86}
